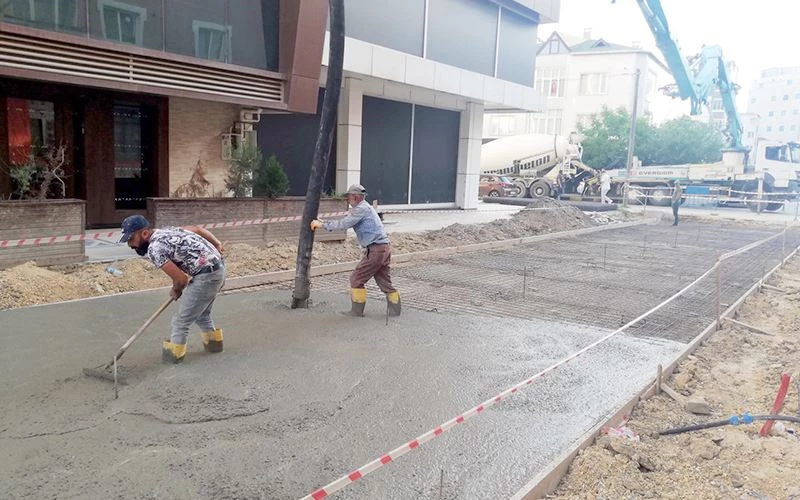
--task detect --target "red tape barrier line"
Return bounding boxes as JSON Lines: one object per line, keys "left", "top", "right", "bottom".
{"left": 0, "top": 207, "right": 556, "bottom": 248}
{"left": 0, "top": 211, "right": 350, "bottom": 248}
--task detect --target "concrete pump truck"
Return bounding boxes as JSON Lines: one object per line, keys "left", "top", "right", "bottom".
{"left": 607, "top": 0, "right": 799, "bottom": 211}
{"left": 481, "top": 1, "right": 800, "bottom": 211}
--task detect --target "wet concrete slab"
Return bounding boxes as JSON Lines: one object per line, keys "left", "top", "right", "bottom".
{"left": 1, "top": 286, "right": 685, "bottom": 499}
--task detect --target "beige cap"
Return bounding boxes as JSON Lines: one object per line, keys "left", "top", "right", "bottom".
{"left": 346, "top": 184, "right": 367, "bottom": 195}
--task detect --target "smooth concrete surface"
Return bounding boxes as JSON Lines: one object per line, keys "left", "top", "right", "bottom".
{"left": 1, "top": 288, "right": 685, "bottom": 499}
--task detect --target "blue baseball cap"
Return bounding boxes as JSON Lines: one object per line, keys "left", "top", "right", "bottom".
{"left": 119, "top": 215, "right": 151, "bottom": 243}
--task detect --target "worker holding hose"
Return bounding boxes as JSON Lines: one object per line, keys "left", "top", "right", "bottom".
{"left": 310, "top": 184, "right": 401, "bottom": 317}
{"left": 119, "top": 215, "right": 226, "bottom": 364}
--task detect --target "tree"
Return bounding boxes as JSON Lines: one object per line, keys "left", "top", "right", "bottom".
{"left": 291, "top": 0, "right": 344, "bottom": 309}
{"left": 225, "top": 144, "right": 261, "bottom": 197}
{"left": 646, "top": 116, "right": 724, "bottom": 165}
{"left": 252, "top": 154, "right": 289, "bottom": 198}
{"left": 578, "top": 107, "right": 725, "bottom": 168}
{"left": 578, "top": 107, "right": 656, "bottom": 170}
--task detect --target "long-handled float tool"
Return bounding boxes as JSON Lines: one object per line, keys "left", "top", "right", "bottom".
{"left": 83, "top": 297, "right": 174, "bottom": 393}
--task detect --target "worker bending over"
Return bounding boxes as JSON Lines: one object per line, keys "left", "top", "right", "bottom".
{"left": 120, "top": 215, "right": 226, "bottom": 364}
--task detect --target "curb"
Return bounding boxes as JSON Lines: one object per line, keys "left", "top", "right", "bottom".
{"left": 222, "top": 218, "right": 657, "bottom": 291}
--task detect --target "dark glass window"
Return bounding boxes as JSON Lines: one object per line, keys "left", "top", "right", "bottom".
{"left": 3, "top": 0, "right": 279, "bottom": 71}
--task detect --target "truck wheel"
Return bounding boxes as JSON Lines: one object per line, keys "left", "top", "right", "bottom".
{"left": 766, "top": 202, "right": 783, "bottom": 212}
{"left": 742, "top": 181, "right": 780, "bottom": 212}
{"left": 514, "top": 180, "right": 529, "bottom": 198}
{"left": 529, "top": 180, "right": 551, "bottom": 198}
{"left": 650, "top": 187, "right": 672, "bottom": 206}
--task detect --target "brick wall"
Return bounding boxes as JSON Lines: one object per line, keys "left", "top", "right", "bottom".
{"left": 168, "top": 97, "right": 240, "bottom": 196}
{"left": 147, "top": 197, "right": 348, "bottom": 244}
{"left": 0, "top": 200, "right": 86, "bottom": 269}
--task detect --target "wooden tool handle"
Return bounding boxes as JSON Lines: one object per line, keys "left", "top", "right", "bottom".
{"left": 107, "top": 297, "right": 174, "bottom": 367}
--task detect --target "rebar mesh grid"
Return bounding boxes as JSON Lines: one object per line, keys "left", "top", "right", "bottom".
{"left": 255, "top": 221, "right": 797, "bottom": 344}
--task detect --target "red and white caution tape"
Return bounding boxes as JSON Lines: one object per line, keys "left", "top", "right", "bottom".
{"left": 0, "top": 211, "right": 350, "bottom": 248}
{"left": 0, "top": 206, "right": 562, "bottom": 249}
{"left": 0, "top": 230, "right": 119, "bottom": 248}
{"left": 378, "top": 207, "right": 530, "bottom": 214}
{"left": 300, "top": 231, "right": 751, "bottom": 499}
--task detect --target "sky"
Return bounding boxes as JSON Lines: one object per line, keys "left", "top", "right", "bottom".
{"left": 545, "top": 0, "right": 800, "bottom": 113}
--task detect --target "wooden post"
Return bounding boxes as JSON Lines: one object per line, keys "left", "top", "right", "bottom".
{"left": 655, "top": 364, "right": 662, "bottom": 395}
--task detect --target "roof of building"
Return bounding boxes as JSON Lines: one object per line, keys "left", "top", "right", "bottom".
{"left": 538, "top": 30, "right": 670, "bottom": 72}
{"left": 569, "top": 38, "right": 634, "bottom": 52}
{"left": 542, "top": 30, "right": 638, "bottom": 53}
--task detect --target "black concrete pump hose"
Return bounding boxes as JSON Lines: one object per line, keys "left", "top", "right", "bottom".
{"left": 660, "top": 413, "right": 800, "bottom": 436}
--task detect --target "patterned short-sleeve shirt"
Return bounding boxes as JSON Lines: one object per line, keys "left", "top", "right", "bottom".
{"left": 146, "top": 227, "right": 221, "bottom": 276}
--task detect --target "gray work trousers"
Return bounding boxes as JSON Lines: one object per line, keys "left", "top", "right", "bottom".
{"left": 171, "top": 266, "right": 225, "bottom": 344}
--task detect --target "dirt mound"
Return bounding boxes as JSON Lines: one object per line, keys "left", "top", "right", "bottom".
{"left": 67, "top": 258, "right": 169, "bottom": 294}
{"left": 0, "top": 200, "right": 599, "bottom": 310}
{"left": 552, "top": 259, "right": 800, "bottom": 499}
{"left": 223, "top": 240, "right": 364, "bottom": 276}
{"left": 392, "top": 201, "right": 594, "bottom": 251}
{"left": 0, "top": 262, "right": 98, "bottom": 309}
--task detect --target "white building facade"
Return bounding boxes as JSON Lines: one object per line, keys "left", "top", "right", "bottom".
{"left": 740, "top": 112, "right": 761, "bottom": 166}
{"left": 257, "top": 0, "right": 558, "bottom": 211}
{"left": 484, "top": 30, "right": 677, "bottom": 140}
{"left": 747, "top": 66, "right": 800, "bottom": 143}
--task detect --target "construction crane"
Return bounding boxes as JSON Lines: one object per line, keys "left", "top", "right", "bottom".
{"left": 625, "top": 0, "right": 744, "bottom": 151}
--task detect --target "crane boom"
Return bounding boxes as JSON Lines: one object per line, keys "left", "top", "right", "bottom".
{"left": 631, "top": 0, "right": 744, "bottom": 150}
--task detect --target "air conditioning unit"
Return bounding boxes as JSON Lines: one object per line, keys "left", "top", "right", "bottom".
{"left": 221, "top": 128, "right": 242, "bottom": 161}
{"left": 235, "top": 121, "right": 254, "bottom": 133}
{"left": 240, "top": 109, "right": 261, "bottom": 123}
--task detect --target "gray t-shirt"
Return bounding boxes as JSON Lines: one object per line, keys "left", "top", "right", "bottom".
{"left": 146, "top": 227, "right": 221, "bottom": 276}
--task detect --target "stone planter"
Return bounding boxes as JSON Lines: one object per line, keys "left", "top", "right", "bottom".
{"left": 146, "top": 197, "right": 348, "bottom": 245}
{"left": 0, "top": 199, "right": 86, "bottom": 269}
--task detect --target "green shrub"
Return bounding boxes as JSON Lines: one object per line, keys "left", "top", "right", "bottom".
{"left": 253, "top": 154, "right": 289, "bottom": 198}
{"left": 225, "top": 144, "right": 262, "bottom": 197}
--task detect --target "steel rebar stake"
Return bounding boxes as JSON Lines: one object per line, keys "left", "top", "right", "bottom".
{"left": 523, "top": 266, "right": 527, "bottom": 299}
{"left": 716, "top": 256, "right": 722, "bottom": 330}
{"left": 782, "top": 226, "right": 787, "bottom": 260}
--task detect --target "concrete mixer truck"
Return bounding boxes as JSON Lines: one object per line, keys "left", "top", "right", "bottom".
{"left": 480, "top": 132, "right": 598, "bottom": 198}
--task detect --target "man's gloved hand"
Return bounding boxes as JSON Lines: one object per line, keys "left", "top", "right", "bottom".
{"left": 310, "top": 219, "right": 324, "bottom": 231}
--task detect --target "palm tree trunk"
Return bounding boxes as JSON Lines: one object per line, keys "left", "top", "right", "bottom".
{"left": 291, "top": 0, "right": 345, "bottom": 309}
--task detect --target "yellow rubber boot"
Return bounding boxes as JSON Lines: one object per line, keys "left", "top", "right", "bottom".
{"left": 200, "top": 328, "right": 224, "bottom": 353}
{"left": 343, "top": 288, "right": 366, "bottom": 317}
{"left": 386, "top": 291, "right": 401, "bottom": 317}
{"left": 162, "top": 340, "right": 187, "bottom": 364}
